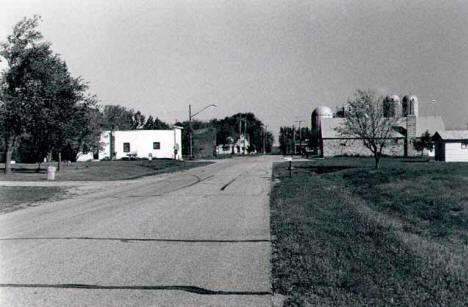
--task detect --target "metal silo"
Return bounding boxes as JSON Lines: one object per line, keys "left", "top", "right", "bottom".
{"left": 383, "top": 95, "right": 401, "bottom": 117}
{"left": 402, "top": 95, "right": 419, "bottom": 117}
{"left": 311, "top": 106, "right": 333, "bottom": 133}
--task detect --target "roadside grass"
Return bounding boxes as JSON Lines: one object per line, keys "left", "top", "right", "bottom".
{"left": 270, "top": 157, "right": 468, "bottom": 306}
{"left": 0, "top": 159, "right": 212, "bottom": 181}
{"left": 0, "top": 186, "right": 67, "bottom": 214}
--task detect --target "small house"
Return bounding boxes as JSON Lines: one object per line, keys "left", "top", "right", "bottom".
{"left": 433, "top": 130, "right": 468, "bottom": 162}
{"left": 216, "top": 134, "right": 251, "bottom": 155}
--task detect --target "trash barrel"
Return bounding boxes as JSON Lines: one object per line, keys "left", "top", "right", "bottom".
{"left": 47, "top": 166, "right": 56, "bottom": 181}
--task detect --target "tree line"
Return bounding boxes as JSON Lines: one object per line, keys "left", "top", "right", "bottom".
{"left": 176, "top": 112, "right": 274, "bottom": 155}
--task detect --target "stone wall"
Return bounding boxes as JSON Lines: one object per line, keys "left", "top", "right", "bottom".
{"left": 322, "top": 138, "right": 405, "bottom": 157}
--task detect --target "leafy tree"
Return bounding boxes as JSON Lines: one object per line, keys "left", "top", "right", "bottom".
{"left": 142, "top": 115, "right": 170, "bottom": 130}
{"left": 413, "top": 130, "right": 433, "bottom": 157}
{"left": 0, "top": 15, "right": 46, "bottom": 173}
{"left": 61, "top": 96, "right": 103, "bottom": 162}
{"left": 130, "top": 110, "right": 145, "bottom": 129}
{"left": 102, "top": 105, "right": 135, "bottom": 130}
{"left": 153, "top": 117, "right": 170, "bottom": 129}
{"left": 143, "top": 115, "right": 155, "bottom": 129}
{"left": 1, "top": 16, "right": 104, "bottom": 171}
{"left": 336, "top": 89, "right": 400, "bottom": 169}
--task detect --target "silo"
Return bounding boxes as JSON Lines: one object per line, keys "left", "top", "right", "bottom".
{"left": 383, "top": 95, "right": 401, "bottom": 117}
{"left": 311, "top": 106, "right": 333, "bottom": 157}
{"left": 402, "top": 95, "right": 419, "bottom": 117}
{"left": 311, "top": 106, "right": 333, "bottom": 133}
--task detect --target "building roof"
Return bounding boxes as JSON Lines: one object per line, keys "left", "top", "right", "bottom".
{"left": 321, "top": 118, "right": 404, "bottom": 138}
{"left": 415, "top": 116, "right": 445, "bottom": 136}
{"left": 321, "top": 116, "right": 445, "bottom": 139}
{"left": 434, "top": 130, "right": 468, "bottom": 140}
{"left": 312, "top": 106, "right": 334, "bottom": 117}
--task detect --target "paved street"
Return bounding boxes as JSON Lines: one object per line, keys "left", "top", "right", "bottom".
{"left": 0, "top": 156, "right": 282, "bottom": 306}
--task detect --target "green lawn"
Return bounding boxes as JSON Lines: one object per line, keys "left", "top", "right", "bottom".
{"left": 0, "top": 159, "right": 212, "bottom": 181}
{"left": 270, "top": 157, "right": 468, "bottom": 306}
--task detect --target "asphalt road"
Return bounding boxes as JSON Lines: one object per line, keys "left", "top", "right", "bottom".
{"left": 0, "top": 156, "right": 282, "bottom": 306}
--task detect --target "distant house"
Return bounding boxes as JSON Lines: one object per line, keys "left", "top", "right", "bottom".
{"left": 216, "top": 134, "right": 251, "bottom": 155}
{"left": 433, "top": 130, "right": 468, "bottom": 162}
{"left": 77, "top": 128, "right": 183, "bottom": 161}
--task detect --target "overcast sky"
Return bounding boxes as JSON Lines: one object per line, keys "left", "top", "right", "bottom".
{"left": 2, "top": 0, "right": 468, "bottom": 138}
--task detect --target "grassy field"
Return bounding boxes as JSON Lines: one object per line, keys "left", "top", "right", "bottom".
{"left": 270, "top": 157, "right": 468, "bottom": 306}
{"left": 0, "top": 159, "right": 212, "bottom": 181}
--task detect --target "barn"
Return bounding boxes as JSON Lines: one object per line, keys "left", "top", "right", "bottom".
{"left": 433, "top": 131, "right": 468, "bottom": 162}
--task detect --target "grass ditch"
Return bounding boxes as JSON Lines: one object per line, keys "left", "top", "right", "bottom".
{"left": 270, "top": 157, "right": 468, "bottom": 306}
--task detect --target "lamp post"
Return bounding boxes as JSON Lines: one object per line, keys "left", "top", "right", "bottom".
{"left": 189, "top": 104, "right": 216, "bottom": 159}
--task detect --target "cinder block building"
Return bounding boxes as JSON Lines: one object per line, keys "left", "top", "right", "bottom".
{"left": 77, "top": 128, "right": 183, "bottom": 161}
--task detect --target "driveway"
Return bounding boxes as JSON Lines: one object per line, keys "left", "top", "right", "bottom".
{"left": 0, "top": 156, "right": 282, "bottom": 306}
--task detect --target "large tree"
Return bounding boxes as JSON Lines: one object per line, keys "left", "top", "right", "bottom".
{"left": 0, "top": 16, "right": 51, "bottom": 173}
{"left": 336, "top": 89, "right": 400, "bottom": 169}
{"left": 1, "top": 16, "right": 102, "bottom": 172}
{"left": 102, "top": 105, "right": 135, "bottom": 130}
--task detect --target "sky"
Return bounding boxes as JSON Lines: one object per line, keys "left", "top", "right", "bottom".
{"left": 1, "top": 0, "right": 468, "bottom": 140}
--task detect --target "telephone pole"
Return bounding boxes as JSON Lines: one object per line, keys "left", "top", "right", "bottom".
{"left": 295, "top": 120, "right": 305, "bottom": 155}
{"left": 262, "top": 125, "right": 268, "bottom": 154}
{"left": 188, "top": 104, "right": 216, "bottom": 159}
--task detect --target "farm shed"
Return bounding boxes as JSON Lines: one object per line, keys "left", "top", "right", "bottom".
{"left": 433, "top": 130, "right": 468, "bottom": 162}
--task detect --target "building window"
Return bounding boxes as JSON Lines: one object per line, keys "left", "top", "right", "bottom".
{"left": 123, "top": 142, "right": 130, "bottom": 152}
{"left": 461, "top": 141, "right": 468, "bottom": 149}
{"left": 153, "top": 142, "right": 161, "bottom": 150}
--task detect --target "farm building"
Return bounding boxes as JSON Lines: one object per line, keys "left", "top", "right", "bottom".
{"left": 77, "top": 127, "right": 183, "bottom": 161}
{"left": 433, "top": 131, "right": 468, "bottom": 162}
{"left": 311, "top": 95, "right": 445, "bottom": 157}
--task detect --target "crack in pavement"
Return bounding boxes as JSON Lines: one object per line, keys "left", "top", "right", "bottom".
{"left": 0, "top": 284, "right": 273, "bottom": 295}
{"left": 0, "top": 237, "right": 270, "bottom": 243}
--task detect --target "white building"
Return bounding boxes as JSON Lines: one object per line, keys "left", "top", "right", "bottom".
{"left": 434, "top": 130, "right": 468, "bottom": 162}
{"left": 77, "top": 128, "right": 183, "bottom": 161}
{"left": 216, "top": 134, "right": 251, "bottom": 155}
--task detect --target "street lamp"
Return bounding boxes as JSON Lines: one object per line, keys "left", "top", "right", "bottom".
{"left": 189, "top": 104, "right": 216, "bottom": 159}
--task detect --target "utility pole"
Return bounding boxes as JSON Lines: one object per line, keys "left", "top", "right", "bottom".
{"left": 188, "top": 104, "right": 216, "bottom": 159}
{"left": 189, "top": 104, "right": 193, "bottom": 159}
{"left": 295, "top": 120, "right": 305, "bottom": 155}
{"left": 262, "top": 125, "right": 268, "bottom": 154}
{"left": 292, "top": 125, "right": 296, "bottom": 155}
{"left": 244, "top": 119, "right": 248, "bottom": 154}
